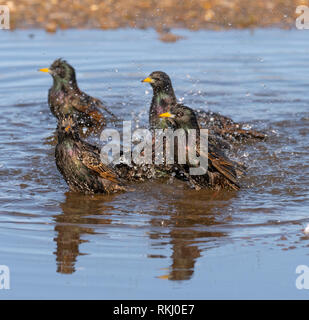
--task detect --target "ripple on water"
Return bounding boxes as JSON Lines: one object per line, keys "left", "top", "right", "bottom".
{"left": 0, "top": 29, "right": 309, "bottom": 298}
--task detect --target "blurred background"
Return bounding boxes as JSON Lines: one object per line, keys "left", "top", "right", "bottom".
{"left": 6, "top": 0, "right": 302, "bottom": 34}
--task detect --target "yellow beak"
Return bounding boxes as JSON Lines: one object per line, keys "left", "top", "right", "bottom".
{"left": 65, "top": 125, "right": 71, "bottom": 132}
{"left": 159, "top": 112, "right": 174, "bottom": 118}
{"left": 39, "top": 68, "right": 50, "bottom": 73}
{"left": 142, "top": 77, "right": 154, "bottom": 83}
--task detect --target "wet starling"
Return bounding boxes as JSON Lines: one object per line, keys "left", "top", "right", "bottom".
{"left": 55, "top": 117, "right": 125, "bottom": 194}
{"left": 159, "top": 105, "right": 245, "bottom": 190}
{"left": 142, "top": 71, "right": 266, "bottom": 141}
{"left": 39, "top": 59, "right": 114, "bottom": 127}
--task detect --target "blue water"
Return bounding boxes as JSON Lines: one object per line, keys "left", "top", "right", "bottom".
{"left": 0, "top": 28, "right": 309, "bottom": 299}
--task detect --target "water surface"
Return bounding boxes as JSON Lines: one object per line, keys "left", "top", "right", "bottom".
{"left": 0, "top": 28, "right": 309, "bottom": 299}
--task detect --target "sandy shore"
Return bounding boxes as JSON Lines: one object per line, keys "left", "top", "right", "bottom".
{"left": 5, "top": 0, "right": 299, "bottom": 34}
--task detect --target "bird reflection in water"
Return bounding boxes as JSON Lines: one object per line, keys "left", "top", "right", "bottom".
{"left": 53, "top": 184, "right": 237, "bottom": 280}
{"left": 148, "top": 188, "right": 237, "bottom": 281}
{"left": 53, "top": 192, "right": 116, "bottom": 274}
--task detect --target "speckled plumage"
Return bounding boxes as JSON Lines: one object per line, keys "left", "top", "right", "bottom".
{"left": 160, "top": 105, "right": 246, "bottom": 190}
{"left": 41, "top": 59, "right": 113, "bottom": 127}
{"left": 143, "top": 71, "right": 266, "bottom": 142}
{"left": 55, "top": 117, "right": 125, "bottom": 194}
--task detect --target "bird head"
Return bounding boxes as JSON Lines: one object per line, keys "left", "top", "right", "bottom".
{"left": 159, "top": 105, "right": 199, "bottom": 131}
{"left": 39, "top": 58, "right": 77, "bottom": 85}
{"left": 142, "top": 71, "right": 173, "bottom": 93}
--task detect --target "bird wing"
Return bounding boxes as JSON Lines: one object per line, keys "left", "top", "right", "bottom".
{"left": 207, "top": 148, "right": 240, "bottom": 188}
{"left": 69, "top": 93, "right": 106, "bottom": 124}
{"left": 90, "top": 97, "right": 118, "bottom": 119}
{"left": 79, "top": 144, "right": 120, "bottom": 184}
{"left": 193, "top": 141, "right": 242, "bottom": 190}
{"left": 196, "top": 110, "right": 266, "bottom": 140}
{"left": 222, "top": 127, "right": 266, "bottom": 140}
{"left": 196, "top": 110, "right": 234, "bottom": 129}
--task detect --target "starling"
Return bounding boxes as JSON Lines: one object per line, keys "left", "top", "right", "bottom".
{"left": 142, "top": 71, "right": 176, "bottom": 130}
{"left": 159, "top": 105, "right": 245, "bottom": 190}
{"left": 55, "top": 116, "right": 125, "bottom": 194}
{"left": 39, "top": 59, "right": 114, "bottom": 127}
{"left": 142, "top": 71, "right": 266, "bottom": 141}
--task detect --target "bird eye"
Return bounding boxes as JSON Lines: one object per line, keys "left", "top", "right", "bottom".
{"left": 176, "top": 111, "right": 184, "bottom": 118}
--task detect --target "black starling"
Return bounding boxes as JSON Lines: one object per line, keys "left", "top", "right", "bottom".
{"left": 142, "top": 71, "right": 266, "bottom": 141}
{"left": 55, "top": 116, "right": 125, "bottom": 194}
{"left": 159, "top": 105, "right": 245, "bottom": 190}
{"left": 39, "top": 59, "right": 114, "bottom": 127}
